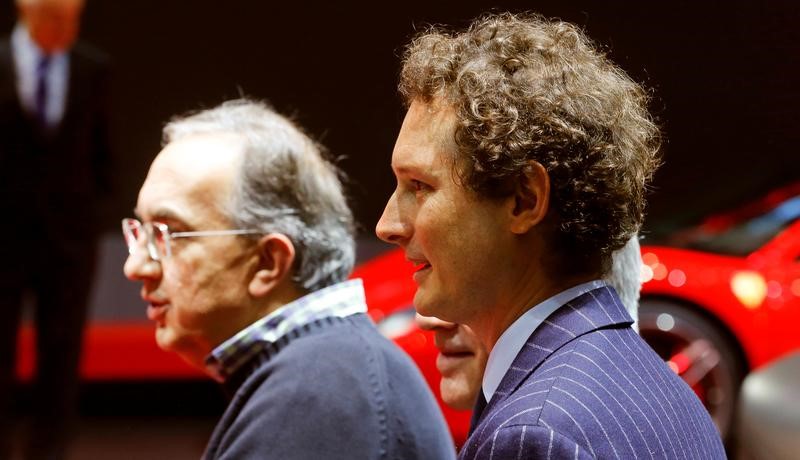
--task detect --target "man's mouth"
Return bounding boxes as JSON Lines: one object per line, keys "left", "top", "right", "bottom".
{"left": 412, "top": 262, "right": 431, "bottom": 283}
{"left": 409, "top": 257, "right": 431, "bottom": 277}
{"left": 146, "top": 301, "right": 169, "bottom": 322}
{"left": 440, "top": 350, "right": 474, "bottom": 358}
{"left": 436, "top": 349, "right": 476, "bottom": 373}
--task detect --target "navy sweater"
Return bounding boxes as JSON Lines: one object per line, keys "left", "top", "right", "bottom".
{"left": 203, "top": 313, "right": 456, "bottom": 459}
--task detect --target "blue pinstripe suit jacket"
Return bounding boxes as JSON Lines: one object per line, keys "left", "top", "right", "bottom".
{"left": 459, "top": 286, "right": 726, "bottom": 459}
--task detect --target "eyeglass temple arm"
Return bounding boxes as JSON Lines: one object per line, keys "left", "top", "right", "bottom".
{"left": 169, "top": 229, "right": 262, "bottom": 238}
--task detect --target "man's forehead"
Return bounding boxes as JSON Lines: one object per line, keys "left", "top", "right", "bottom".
{"left": 136, "top": 133, "right": 243, "bottom": 222}
{"left": 394, "top": 101, "right": 457, "bottom": 161}
{"left": 156, "top": 132, "right": 244, "bottom": 172}
{"left": 18, "top": 0, "right": 84, "bottom": 14}
{"left": 406, "top": 99, "right": 458, "bottom": 141}
{"left": 392, "top": 99, "right": 469, "bottom": 180}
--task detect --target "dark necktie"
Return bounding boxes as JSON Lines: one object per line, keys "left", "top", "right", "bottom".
{"left": 468, "top": 388, "right": 488, "bottom": 434}
{"left": 35, "top": 55, "right": 51, "bottom": 128}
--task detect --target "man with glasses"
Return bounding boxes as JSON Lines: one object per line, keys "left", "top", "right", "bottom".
{"left": 123, "top": 99, "right": 454, "bottom": 459}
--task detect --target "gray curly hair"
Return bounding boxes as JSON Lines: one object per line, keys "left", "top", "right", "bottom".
{"left": 163, "top": 99, "right": 355, "bottom": 292}
{"left": 400, "top": 12, "right": 661, "bottom": 274}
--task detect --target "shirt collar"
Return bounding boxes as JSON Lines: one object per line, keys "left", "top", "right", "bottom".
{"left": 12, "top": 23, "right": 38, "bottom": 80}
{"left": 205, "top": 279, "right": 367, "bottom": 382}
{"left": 482, "top": 279, "right": 607, "bottom": 401}
{"left": 11, "top": 22, "right": 68, "bottom": 65}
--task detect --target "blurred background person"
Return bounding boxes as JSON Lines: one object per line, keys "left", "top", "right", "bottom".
{"left": 0, "top": 0, "right": 110, "bottom": 458}
{"left": 418, "top": 236, "right": 643, "bottom": 412}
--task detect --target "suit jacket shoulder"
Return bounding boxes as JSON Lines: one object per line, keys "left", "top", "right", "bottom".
{"left": 460, "top": 286, "right": 726, "bottom": 459}
{"left": 0, "top": 39, "right": 18, "bottom": 114}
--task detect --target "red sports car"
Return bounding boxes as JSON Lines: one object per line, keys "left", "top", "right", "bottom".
{"left": 637, "top": 182, "right": 800, "bottom": 443}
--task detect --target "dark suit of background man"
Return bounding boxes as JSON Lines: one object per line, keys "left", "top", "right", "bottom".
{"left": 0, "top": 0, "right": 110, "bottom": 458}
{"left": 377, "top": 12, "right": 726, "bottom": 458}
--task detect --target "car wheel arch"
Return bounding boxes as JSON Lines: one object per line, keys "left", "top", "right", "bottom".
{"left": 638, "top": 295, "right": 750, "bottom": 374}
{"left": 638, "top": 295, "right": 748, "bottom": 447}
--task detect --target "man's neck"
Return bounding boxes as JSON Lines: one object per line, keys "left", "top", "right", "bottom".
{"left": 252, "top": 281, "right": 306, "bottom": 322}
{"left": 469, "top": 270, "right": 600, "bottom": 353}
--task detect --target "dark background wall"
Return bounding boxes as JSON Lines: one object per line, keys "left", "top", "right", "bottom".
{"left": 2, "top": 0, "right": 798, "bottom": 241}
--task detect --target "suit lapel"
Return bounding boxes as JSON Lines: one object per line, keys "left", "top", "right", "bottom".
{"left": 481, "top": 286, "right": 633, "bottom": 419}
{"left": 60, "top": 50, "right": 83, "bottom": 130}
{"left": 58, "top": 44, "right": 93, "bottom": 133}
{"left": 0, "top": 41, "right": 21, "bottom": 110}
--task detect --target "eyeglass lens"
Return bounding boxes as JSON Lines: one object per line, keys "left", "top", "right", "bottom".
{"left": 123, "top": 219, "right": 169, "bottom": 260}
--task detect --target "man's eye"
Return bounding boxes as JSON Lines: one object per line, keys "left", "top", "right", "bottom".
{"left": 411, "top": 179, "right": 429, "bottom": 192}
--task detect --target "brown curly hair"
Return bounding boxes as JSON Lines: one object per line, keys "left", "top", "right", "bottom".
{"left": 399, "top": 12, "right": 661, "bottom": 274}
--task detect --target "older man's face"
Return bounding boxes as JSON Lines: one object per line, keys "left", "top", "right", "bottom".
{"left": 416, "top": 314, "right": 487, "bottom": 410}
{"left": 376, "top": 100, "right": 515, "bottom": 327}
{"left": 123, "top": 134, "right": 261, "bottom": 368}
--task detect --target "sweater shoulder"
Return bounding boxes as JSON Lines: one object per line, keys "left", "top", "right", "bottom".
{"left": 207, "top": 314, "right": 455, "bottom": 459}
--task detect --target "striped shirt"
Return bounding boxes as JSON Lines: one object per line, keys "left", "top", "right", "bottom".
{"left": 205, "top": 279, "right": 367, "bottom": 381}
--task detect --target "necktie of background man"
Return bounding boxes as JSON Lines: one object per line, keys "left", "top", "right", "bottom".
{"left": 35, "top": 54, "right": 50, "bottom": 128}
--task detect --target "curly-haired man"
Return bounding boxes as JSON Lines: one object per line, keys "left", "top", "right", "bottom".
{"left": 377, "top": 12, "right": 725, "bottom": 458}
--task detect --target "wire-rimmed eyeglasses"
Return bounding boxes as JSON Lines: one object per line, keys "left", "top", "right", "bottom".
{"left": 122, "top": 218, "right": 261, "bottom": 261}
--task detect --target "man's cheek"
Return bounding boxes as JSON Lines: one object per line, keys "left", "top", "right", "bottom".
{"left": 172, "top": 303, "right": 205, "bottom": 331}
{"left": 164, "top": 263, "right": 191, "bottom": 290}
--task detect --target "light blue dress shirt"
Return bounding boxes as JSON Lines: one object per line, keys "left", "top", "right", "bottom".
{"left": 11, "top": 23, "right": 70, "bottom": 127}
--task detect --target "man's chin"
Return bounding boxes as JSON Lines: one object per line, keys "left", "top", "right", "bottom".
{"left": 440, "top": 378, "right": 479, "bottom": 411}
{"left": 413, "top": 291, "right": 440, "bottom": 318}
{"left": 154, "top": 329, "right": 208, "bottom": 370}
{"left": 413, "top": 293, "right": 459, "bottom": 324}
{"left": 154, "top": 327, "right": 176, "bottom": 352}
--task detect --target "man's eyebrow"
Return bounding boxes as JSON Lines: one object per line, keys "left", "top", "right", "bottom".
{"left": 393, "top": 156, "right": 426, "bottom": 174}
{"left": 133, "top": 206, "right": 187, "bottom": 224}
{"left": 394, "top": 163, "right": 438, "bottom": 181}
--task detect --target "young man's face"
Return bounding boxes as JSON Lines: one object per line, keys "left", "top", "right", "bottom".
{"left": 376, "top": 100, "right": 516, "bottom": 328}
{"left": 123, "top": 134, "right": 261, "bottom": 368}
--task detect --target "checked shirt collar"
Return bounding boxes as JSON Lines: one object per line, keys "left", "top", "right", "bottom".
{"left": 205, "top": 279, "right": 367, "bottom": 381}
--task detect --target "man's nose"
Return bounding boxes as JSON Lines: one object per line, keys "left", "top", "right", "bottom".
{"left": 376, "top": 191, "right": 410, "bottom": 245}
{"left": 415, "top": 313, "right": 457, "bottom": 331}
{"left": 123, "top": 248, "right": 161, "bottom": 281}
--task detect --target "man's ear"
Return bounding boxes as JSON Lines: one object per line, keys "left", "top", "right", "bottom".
{"left": 249, "top": 233, "right": 296, "bottom": 298}
{"left": 509, "top": 160, "right": 550, "bottom": 234}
